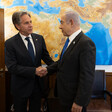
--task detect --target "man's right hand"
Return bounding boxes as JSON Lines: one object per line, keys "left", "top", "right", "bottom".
{"left": 36, "top": 66, "right": 48, "bottom": 77}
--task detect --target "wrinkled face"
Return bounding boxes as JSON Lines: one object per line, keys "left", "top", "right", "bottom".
{"left": 16, "top": 14, "right": 33, "bottom": 36}
{"left": 59, "top": 15, "right": 71, "bottom": 37}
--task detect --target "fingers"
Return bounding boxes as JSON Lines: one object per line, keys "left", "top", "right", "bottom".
{"left": 36, "top": 66, "right": 48, "bottom": 77}
{"left": 71, "top": 103, "right": 82, "bottom": 112}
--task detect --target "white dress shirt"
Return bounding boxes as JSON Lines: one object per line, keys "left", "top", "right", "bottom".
{"left": 68, "top": 28, "right": 81, "bottom": 47}
{"left": 20, "top": 33, "right": 36, "bottom": 55}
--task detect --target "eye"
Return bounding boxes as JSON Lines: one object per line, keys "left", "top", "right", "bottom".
{"left": 24, "top": 22, "right": 29, "bottom": 24}
{"left": 60, "top": 21, "right": 64, "bottom": 24}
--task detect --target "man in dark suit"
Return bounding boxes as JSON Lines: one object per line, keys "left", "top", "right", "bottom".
{"left": 5, "top": 11, "right": 54, "bottom": 112}
{"left": 38, "top": 11, "right": 96, "bottom": 112}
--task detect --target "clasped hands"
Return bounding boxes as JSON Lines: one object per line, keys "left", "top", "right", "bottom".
{"left": 36, "top": 66, "right": 47, "bottom": 77}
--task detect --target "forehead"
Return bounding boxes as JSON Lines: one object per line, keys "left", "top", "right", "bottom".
{"left": 20, "top": 14, "right": 31, "bottom": 21}
{"left": 60, "top": 15, "right": 66, "bottom": 22}
{"left": 61, "top": 14, "right": 66, "bottom": 20}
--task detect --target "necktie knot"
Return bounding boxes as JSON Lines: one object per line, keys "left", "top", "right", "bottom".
{"left": 66, "top": 38, "right": 69, "bottom": 44}
{"left": 25, "top": 37, "right": 30, "bottom": 41}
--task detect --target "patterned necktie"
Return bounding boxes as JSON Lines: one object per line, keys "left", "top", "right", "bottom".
{"left": 60, "top": 38, "right": 69, "bottom": 60}
{"left": 25, "top": 37, "right": 35, "bottom": 62}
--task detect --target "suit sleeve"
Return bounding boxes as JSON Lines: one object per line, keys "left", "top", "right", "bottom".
{"left": 46, "top": 61, "right": 59, "bottom": 75}
{"left": 5, "top": 40, "right": 36, "bottom": 79}
{"left": 74, "top": 39, "right": 96, "bottom": 106}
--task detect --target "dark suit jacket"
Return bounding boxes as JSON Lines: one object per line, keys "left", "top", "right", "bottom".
{"left": 47, "top": 31, "right": 96, "bottom": 107}
{"left": 5, "top": 33, "right": 53, "bottom": 97}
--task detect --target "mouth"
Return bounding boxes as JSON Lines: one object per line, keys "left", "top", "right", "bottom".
{"left": 29, "top": 29, "right": 33, "bottom": 31}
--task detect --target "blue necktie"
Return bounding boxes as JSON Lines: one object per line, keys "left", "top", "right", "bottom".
{"left": 60, "top": 38, "right": 69, "bottom": 60}
{"left": 25, "top": 37, "right": 35, "bottom": 62}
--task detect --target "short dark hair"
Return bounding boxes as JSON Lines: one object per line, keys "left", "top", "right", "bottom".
{"left": 12, "top": 11, "right": 31, "bottom": 30}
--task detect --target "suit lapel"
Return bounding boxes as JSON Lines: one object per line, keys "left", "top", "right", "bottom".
{"left": 60, "top": 31, "right": 84, "bottom": 61}
{"left": 15, "top": 33, "right": 34, "bottom": 64}
{"left": 31, "top": 34, "right": 40, "bottom": 64}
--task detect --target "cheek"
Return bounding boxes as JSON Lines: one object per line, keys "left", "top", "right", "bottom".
{"left": 64, "top": 27, "right": 68, "bottom": 31}
{"left": 22, "top": 26, "right": 28, "bottom": 31}
{"left": 61, "top": 25, "right": 66, "bottom": 30}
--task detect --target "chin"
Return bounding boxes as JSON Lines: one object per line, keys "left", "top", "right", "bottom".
{"left": 29, "top": 31, "right": 32, "bottom": 34}
{"left": 62, "top": 32, "right": 67, "bottom": 36}
{"left": 62, "top": 33, "right": 65, "bottom": 36}
{"left": 63, "top": 34, "right": 67, "bottom": 36}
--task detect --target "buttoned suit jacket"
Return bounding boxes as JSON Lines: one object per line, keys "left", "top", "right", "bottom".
{"left": 47, "top": 31, "right": 96, "bottom": 107}
{"left": 5, "top": 33, "right": 53, "bottom": 97}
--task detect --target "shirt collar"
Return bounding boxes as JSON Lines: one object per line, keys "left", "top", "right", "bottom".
{"left": 19, "top": 33, "right": 32, "bottom": 40}
{"left": 69, "top": 28, "right": 81, "bottom": 43}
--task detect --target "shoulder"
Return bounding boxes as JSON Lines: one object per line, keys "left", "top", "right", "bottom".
{"left": 31, "top": 33, "right": 45, "bottom": 43}
{"left": 31, "top": 33, "right": 43, "bottom": 39}
{"left": 80, "top": 32, "right": 94, "bottom": 43}
{"left": 5, "top": 33, "right": 19, "bottom": 45}
{"left": 79, "top": 32, "right": 96, "bottom": 48}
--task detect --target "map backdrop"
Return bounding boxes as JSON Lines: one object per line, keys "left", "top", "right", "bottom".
{"left": 0, "top": 0, "right": 112, "bottom": 65}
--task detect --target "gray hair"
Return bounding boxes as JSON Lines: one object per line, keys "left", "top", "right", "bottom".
{"left": 12, "top": 11, "right": 31, "bottom": 30}
{"left": 65, "top": 11, "right": 80, "bottom": 26}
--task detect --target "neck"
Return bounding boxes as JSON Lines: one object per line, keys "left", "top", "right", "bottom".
{"left": 19, "top": 32, "right": 30, "bottom": 37}
{"left": 70, "top": 27, "right": 80, "bottom": 36}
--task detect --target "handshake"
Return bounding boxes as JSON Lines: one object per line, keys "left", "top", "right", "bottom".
{"left": 35, "top": 66, "right": 48, "bottom": 77}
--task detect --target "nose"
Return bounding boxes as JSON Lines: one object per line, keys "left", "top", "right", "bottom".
{"left": 29, "top": 23, "right": 33, "bottom": 27}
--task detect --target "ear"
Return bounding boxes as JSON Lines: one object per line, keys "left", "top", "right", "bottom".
{"left": 15, "top": 24, "right": 20, "bottom": 30}
{"left": 70, "top": 19, "right": 74, "bottom": 26}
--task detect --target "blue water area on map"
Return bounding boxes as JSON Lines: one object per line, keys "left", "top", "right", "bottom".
{"left": 6, "top": 0, "right": 60, "bottom": 15}
{"left": 26, "top": 0, "right": 34, "bottom": 4}
{"left": 81, "top": 20, "right": 112, "bottom": 65}
{"left": 30, "top": 1, "right": 60, "bottom": 14}
{"left": 55, "top": 54, "right": 58, "bottom": 58}
{"left": 78, "top": 0, "right": 85, "bottom": 7}
{"left": 7, "top": 0, "right": 26, "bottom": 8}
{"left": 0, "top": 0, "right": 4, "bottom": 8}
{"left": 58, "top": 18, "right": 61, "bottom": 23}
